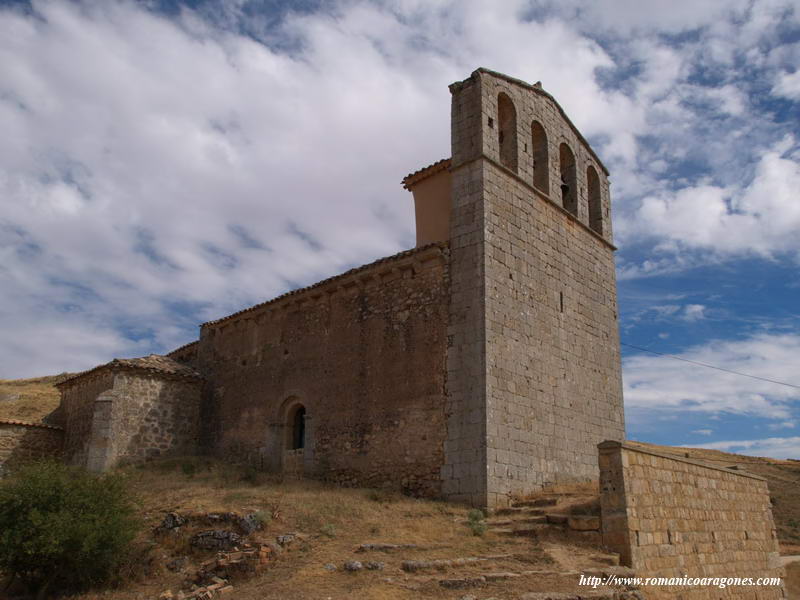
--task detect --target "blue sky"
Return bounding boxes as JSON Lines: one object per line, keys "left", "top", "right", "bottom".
{"left": 1, "top": 0, "right": 799, "bottom": 458}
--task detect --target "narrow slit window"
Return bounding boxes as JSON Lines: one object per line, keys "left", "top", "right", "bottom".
{"left": 497, "top": 93, "right": 518, "bottom": 173}
{"left": 587, "top": 165, "right": 603, "bottom": 234}
{"left": 531, "top": 121, "right": 549, "bottom": 194}
{"left": 559, "top": 143, "right": 577, "bottom": 215}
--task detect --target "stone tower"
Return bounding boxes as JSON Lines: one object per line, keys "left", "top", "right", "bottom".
{"left": 412, "top": 69, "right": 626, "bottom": 506}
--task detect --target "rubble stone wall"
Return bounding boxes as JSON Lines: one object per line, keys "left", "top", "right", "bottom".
{"left": 599, "top": 441, "right": 785, "bottom": 599}
{"left": 0, "top": 421, "right": 63, "bottom": 474}
{"left": 60, "top": 371, "right": 115, "bottom": 466}
{"left": 198, "top": 244, "right": 449, "bottom": 497}
{"left": 96, "top": 374, "right": 202, "bottom": 468}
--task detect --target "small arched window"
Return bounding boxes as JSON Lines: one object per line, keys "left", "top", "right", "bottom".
{"left": 288, "top": 405, "right": 306, "bottom": 450}
{"left": 497, "top": 93, "right": 518, "bottom": 173}
{"left": 531, "top": 121, "right": 549, "bottom": 194}
{"left": 559, "top": 143, "right": 577, "bottom": 215}
{"left": 587, "top": 165, "right": 602, "bottom": 235}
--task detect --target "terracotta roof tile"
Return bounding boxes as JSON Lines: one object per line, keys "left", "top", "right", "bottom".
{"left": 203, "top": 242, "right": 448, "bottom": 328}
{"left": 402, "top": 158, "right": 451, "bottom": 189}
{"left": 56, "top": 354, "right": 202, "bottom": 388}
{"left": 0, "top": 419, "right": 63, "bottom": 431}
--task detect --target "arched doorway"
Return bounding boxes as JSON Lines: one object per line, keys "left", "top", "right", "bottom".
{"left": 282, "top": 400, "right": 307, "bottom": 476}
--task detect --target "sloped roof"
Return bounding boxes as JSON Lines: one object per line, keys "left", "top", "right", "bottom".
{"left": 55, "top": 354, "right": 202, "bottom": 389}
{"left": 402, "top": 158, "right": 451, "bottom": 189}
{"left": 202, "top": 242, "right": 448, "bottom": 328}
{"left": 0, "top": 419, "right": 63, "bottom": 431}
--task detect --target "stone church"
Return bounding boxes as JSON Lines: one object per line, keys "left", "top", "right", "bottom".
{"left": 53, "top": 68, "right": 626, "bottom": 508}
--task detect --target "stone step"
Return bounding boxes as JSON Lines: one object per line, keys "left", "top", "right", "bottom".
{"left": 512, "top": 498, "right": 557, "bottom": 508}
{"left": 483, "top": 571, "right": 522, "bottom": 582}
{"left": 568, "top": 515, "right": 601, "bottom": 531}
{"left": 488, "top": 515, "right": 548, "bottom": 526}
{"left": 490, "top": 523, "right": 603, "bottom": 545}
{"left": 494, "top": 506, "right": 547, "bottom": 516}
{"left": 520, "top": 589, "right": 628, "bottom": 600}
{"left": 401, "top": 554, "right": 512, "bottom": 572}
{"left": 437, "top": 576, "right": 485, "bottom": 589}
{"left": 545, "top": 514, "right": 568, "bottom": 525}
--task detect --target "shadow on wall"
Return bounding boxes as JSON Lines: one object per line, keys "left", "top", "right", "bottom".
{"left": 0, "top": 421, "right": 64, "bottom": 476}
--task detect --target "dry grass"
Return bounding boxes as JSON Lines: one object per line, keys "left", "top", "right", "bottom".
{"left": 66, "top": 458, "right": 565, "bottom": 600}
{"left": 0, "top": 374, "right": 71, "bottom": 423}
{"left": 786, "top": 560, "right": 800, "bottom": 599}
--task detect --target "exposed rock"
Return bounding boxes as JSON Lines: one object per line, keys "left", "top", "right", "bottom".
{"left": 166, "top": 556, "right": 188, "bottom": 572}
{"left": 190, "top": 530, "right": 242, "bottom": 551}
{"left": 519, "top": 594, "right": 579, "bottom": 600}
{"left": 482, "top": 572, "right": 520, "bottom": 581}
{"left": 344, "top": 560, "right": 363, "bottom": 571}
{"left": 237, "top": 513, "right": 263, "bottom": 535}
{"left": 438, "top": 576, "right": 486, "bottom": 589}
{"left": 159, "top": 512, "right": 188, "bottom": 530}
{"left": 364, "top": 561, "right": 385, "bottom": 570}
{"left": 323, "top": 563, "right": 337, "bottom": 571}
{"left": 355, "top": 542, "right": 420, "bottom": 553}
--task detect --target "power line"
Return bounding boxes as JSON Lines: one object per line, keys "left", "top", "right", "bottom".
{"left": 620, "top": 341, "right": 800, "bottom": 391}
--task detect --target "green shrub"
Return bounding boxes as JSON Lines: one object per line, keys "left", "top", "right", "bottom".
{"left": 181, "top": 461, "right": 197, "bottom": 478}
{"left": 466, "top": 508, "right": 487, "bottom": 536}
{"left": 0, "top": 460, "right": 140, "bottom": 598}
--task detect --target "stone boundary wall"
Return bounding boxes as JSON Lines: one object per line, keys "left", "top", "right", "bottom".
{"left": 599, "top": 440, "right": 785, "bottom": 599}
{"left": 0, "top": 420, "right": 64, "bottom": 475}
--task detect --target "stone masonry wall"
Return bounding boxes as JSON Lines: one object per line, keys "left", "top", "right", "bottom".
{"left": 0, "top": 421, "right": 63, "bottom": 475}
{"left": 446, "top": 69, "right": 625, "bottom": 506}
{"left": 61, "top": 371, "right": 115, "bottom": 466}
{"left": 198, "top": 244, "right": 449, "bottom": 498}
{"left": 60, "top": 370, "right": 201, "bottom": 470}
{"left": 96, "top": 373, "right": 202, "bottom": 469}
{"left": 599, "top": 441, "right": 785, "bottom": 600}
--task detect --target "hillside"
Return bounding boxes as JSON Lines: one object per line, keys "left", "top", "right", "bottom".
{"left": 0, "top": 374, "right": 71, "bottom": 424}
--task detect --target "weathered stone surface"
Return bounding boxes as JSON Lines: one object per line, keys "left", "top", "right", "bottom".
{"left": 159, "top": 512, "right": 188, "bottom": 530}
{"left": 568, "top": 516, "right": 600, "bottom": 531}
{"left": 444, "top": 69, "right": 624, "bottom": 507}
{"left": 438, "top": 576, "right": 485, "bottom": 589}
{"left": 190, "top": 530, "right": 242, "bottom": 551}
{"left": 599, "top": 441, "right": 786, "bottom": 599}
{"left": 344, "top": 560, "right": 363, "bottom": 572}
{"left": 0, "top": 421, "right": 63, "bottom": 473}
{"left": 59, "top": 367, "right": 201, "bottom": 470}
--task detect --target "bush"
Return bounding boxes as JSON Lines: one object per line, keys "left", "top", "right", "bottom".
{"left": 466, "top": 508, "right": 487, "bottom": 536}
{"left": 0, "top": 460, "right": 140, "bottom": 598}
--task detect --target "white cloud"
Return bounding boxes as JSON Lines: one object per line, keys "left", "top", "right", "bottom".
{"left": 621, "top": 136, "right": 800, "bottom": 261}
{"left": 691, "top": 429, "right": 713, "bottom": 435}
{"left": 0, "top": 0, "right": 799, "bottom": 377}
{"left": 682, "top": 304, "right": 706, "bottom": 322}
{"left": 768, "top": 421, "right": 796, "bottom": 430}
{"left": 773, "top": 70, "right": 800, "bottom": 99}
{"left": 623, "top": 333, "right": 800, "bottom": 419}
{"left": 690, "top": 436, "right": 800, "bottom": 460}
